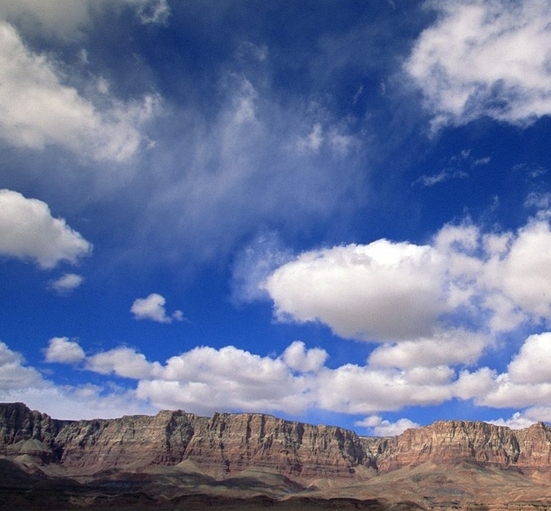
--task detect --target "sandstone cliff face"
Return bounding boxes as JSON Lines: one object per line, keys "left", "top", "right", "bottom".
{"left": 3, "top": 402, "right": 551, "bottom": 479}
{"left": 364, "top": 420, "right": 524, "bottom": 472}
{"left": 0, "top": 403, "right": 372, "bottom": 477}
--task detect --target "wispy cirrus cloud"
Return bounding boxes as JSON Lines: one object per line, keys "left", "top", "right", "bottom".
{"left": 49, "top": 273, "right": 84, "bottom": 294}
{"left": 413, "top": 149, "right": 490, "bottom": 188}
{"left": 0, "top": 0, "right": 170, "bottom": 39}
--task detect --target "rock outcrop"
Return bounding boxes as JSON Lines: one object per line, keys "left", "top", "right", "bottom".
{"left": 0, "top": 403, "right": 372, "bottom": 477}
{"left": 2, "top": 402, "right": 551, "bottom": 478}
{"left": 360, "top": 420, "right": 551, "bottom": 474}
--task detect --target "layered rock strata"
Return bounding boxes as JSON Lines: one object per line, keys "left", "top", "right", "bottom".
{"left": 366, "top": 420, "right": 551, "bottom": 473}
{"left": 2, "top": 402, "right": 551, "bottom": 478}
{"left": 0, "top": 403, "right": 370, "bottom": 477}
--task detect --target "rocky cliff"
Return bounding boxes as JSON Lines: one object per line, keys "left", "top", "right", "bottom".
{"left": 0, "top": 402, "right": 372, "bottom": 477}
{"left": 2, "top": 402, "right": 551, "bottom": 479}
{"left": 363, "top": 419, "right": 551, "bottom": 473}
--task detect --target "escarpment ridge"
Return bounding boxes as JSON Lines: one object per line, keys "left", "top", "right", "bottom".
{"left": 4, "top": 402, "right": 551, "bottom": 510}
{"left": 3, "top": 402, "right": 551, "bottom": 476}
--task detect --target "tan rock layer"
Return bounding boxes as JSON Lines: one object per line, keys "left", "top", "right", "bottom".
{"left": 2, "top": 403, "right": 551, "bottom": 478}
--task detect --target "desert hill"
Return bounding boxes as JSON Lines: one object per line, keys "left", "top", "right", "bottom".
{"left": 3, "top": 402, "right": 551, "bottom": 510}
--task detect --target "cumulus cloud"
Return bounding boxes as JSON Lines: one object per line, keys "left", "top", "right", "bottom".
{"left": 0, "top": 341, "right": 44, "bottom": 389}
{"left": 472, "top": 332, "right": 551, "bottom": 411}
{"left": 367, "top": 329, "right": 487, "bottom": 369}
{"left": 86, "top": 347, "right": 161, "bottom": 379}
{"left": 488, "top": 412, "right": 536, "bottom": 430}
{"left": 507, "top": 333, "right": 551, "bottom": 384}
{"left": 75, "top": 341, "right": 324, "bottom": 416}
{"left": 260, "top": 209, "right": 551, "bottom": 416}
{"left": 139, "top": 344, "right": 321, "bottom": 415}
{"left": 406, "top": 0, "right": 551, "bottom": 130}
{"left": 458, "top": 332, "right": 551, "bottom": 411}
{"left": 479, "top": 375, "right": 551, "bottom": 410}
{"left": 355, "top": 415, "right": 419, "bottom": 437}
{"left": 316, "top": 364, "right": 456, "bottom": 414}
{"left": 0, "top": 189, "right": 91, "bottom": 269}
{"left": 264, "top": 212, "right": 551, "bottom": 352}
{"left": 264, "top": 239, "right": 446, "bottom": 341}
{"left": 130, "top": 293, "right": 184, "bottom": 323}
{"left": 489, "top": 218, "right": 551, "bottom": 323}
{"left": 0, "top": 20, "right": 159, "bottom": 162}
{"left": 49, "top": 273, "right": 84, "bottom": 294}
{"left": 282, "top": 341, "right": 328, "bottom": 373}
{"left": 13, "top": 323, "right": 551, "bottom": 422}
{"left": 115, "top": 341, "right": 503, "bottom": 416}
{"left": 75, "top": 331, "right": 551, "bottom": 419}
{"left": 44, "top": 337, "right": 85, "bottom": 364}
{"left": 0, "top": 341, "right": 154, "bottom": 420}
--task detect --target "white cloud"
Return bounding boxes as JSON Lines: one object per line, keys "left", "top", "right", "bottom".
{"left": 0, "top": 189, "right": 92, "bottom": 269}
{"left": 75, "top": 332, "right": 551, "bottom": 417}
{"left": 14, "top": 323, "right": 551, "bottom": 421}
{"left": 259, "top": 211, "right": 551, "bottom": 414}
{"left": 264, "top": 212, "right": 551, "bottom": 351}
{"left": 368, "top": 329, "right": 487, "bottom": 369}
{"left": 0, "top": 20, "right": 159, "bottom": 162}
{"left": 0, "top": 341, "right": 44, "bottom": 389}
{"left": 507, "top": 333, "right": 551, "bottom": 384}
{"left": 44, "top": 337, "right": 85, "bottom": 365}
{"left": 466, "top": 332, "right": 551, "bottom": 411}
{"left": 236, "top": 41, "right": 268, "bottom": 62}
{"left": 10, "top": 384, "right": 156, "bottom": 421}
{"left": 479, "top": 374, "right": 551, "bottom": 409}
{"left": 264, "top": 239, "right": 446, "bottom": 341}
{"left": 136, "top": 344, "right": 318, "bottom": 415}
{"left": 130, "top": 293, "right": 184, "bottom": 323}
{"left": 0, "top": 341, "right": 154, "bottom": 420}
{"left": 406, "top": 0, "right": 551, "bottom": 130}
{"left": 141, "top": 69, "right": 367, "bottom": 265}
{"left": 525, "top": 192, "right": 551, "bottom": 210}
{"left": 487, "top": 412, "right": 536, "bottom": 430}
{"left": 489, "top": 219, "right": 551, "bottom": 322}
{"left": 282, "top": 341, "right": 328, "bottom": 373}
{"left": 49, "top": 273, "right": 84, "bottom": 293}
{"left": 355, "top": 415, "right": 419, "bottom": 436}
{"left": 298, "top": 123, "right": 324, "bottom": 152}
{"left": 73, "top": 340, "right": 471, "bottom": 416}
{"left": 414, "top": 168, "right": 468, "bottom": 187}
{"left": 316, "top": 364, "right": 456, "bottom": 414}
{"left": 86, "top": 347, "right": 161, "bottom": 379}
{"left": 77, "top": 341, "right": 323, "bottom": 416}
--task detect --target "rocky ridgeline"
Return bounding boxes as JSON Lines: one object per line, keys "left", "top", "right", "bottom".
{"left": 0, "top": 403, "right": 369, "bottom": 477}
{"left": 2, "top": 402, "right": 551, "bottom": 478}
{"left": 372, "top": 419, "right": 551, "bottom": 472}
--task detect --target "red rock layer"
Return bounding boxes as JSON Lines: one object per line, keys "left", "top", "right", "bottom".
{"left": 3, "top": 403, "right": 551, "bottom": 478}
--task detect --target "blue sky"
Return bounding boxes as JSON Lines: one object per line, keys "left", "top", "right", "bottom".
{"left": 2, "top": 0, "right": 551, "bottom": 436}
